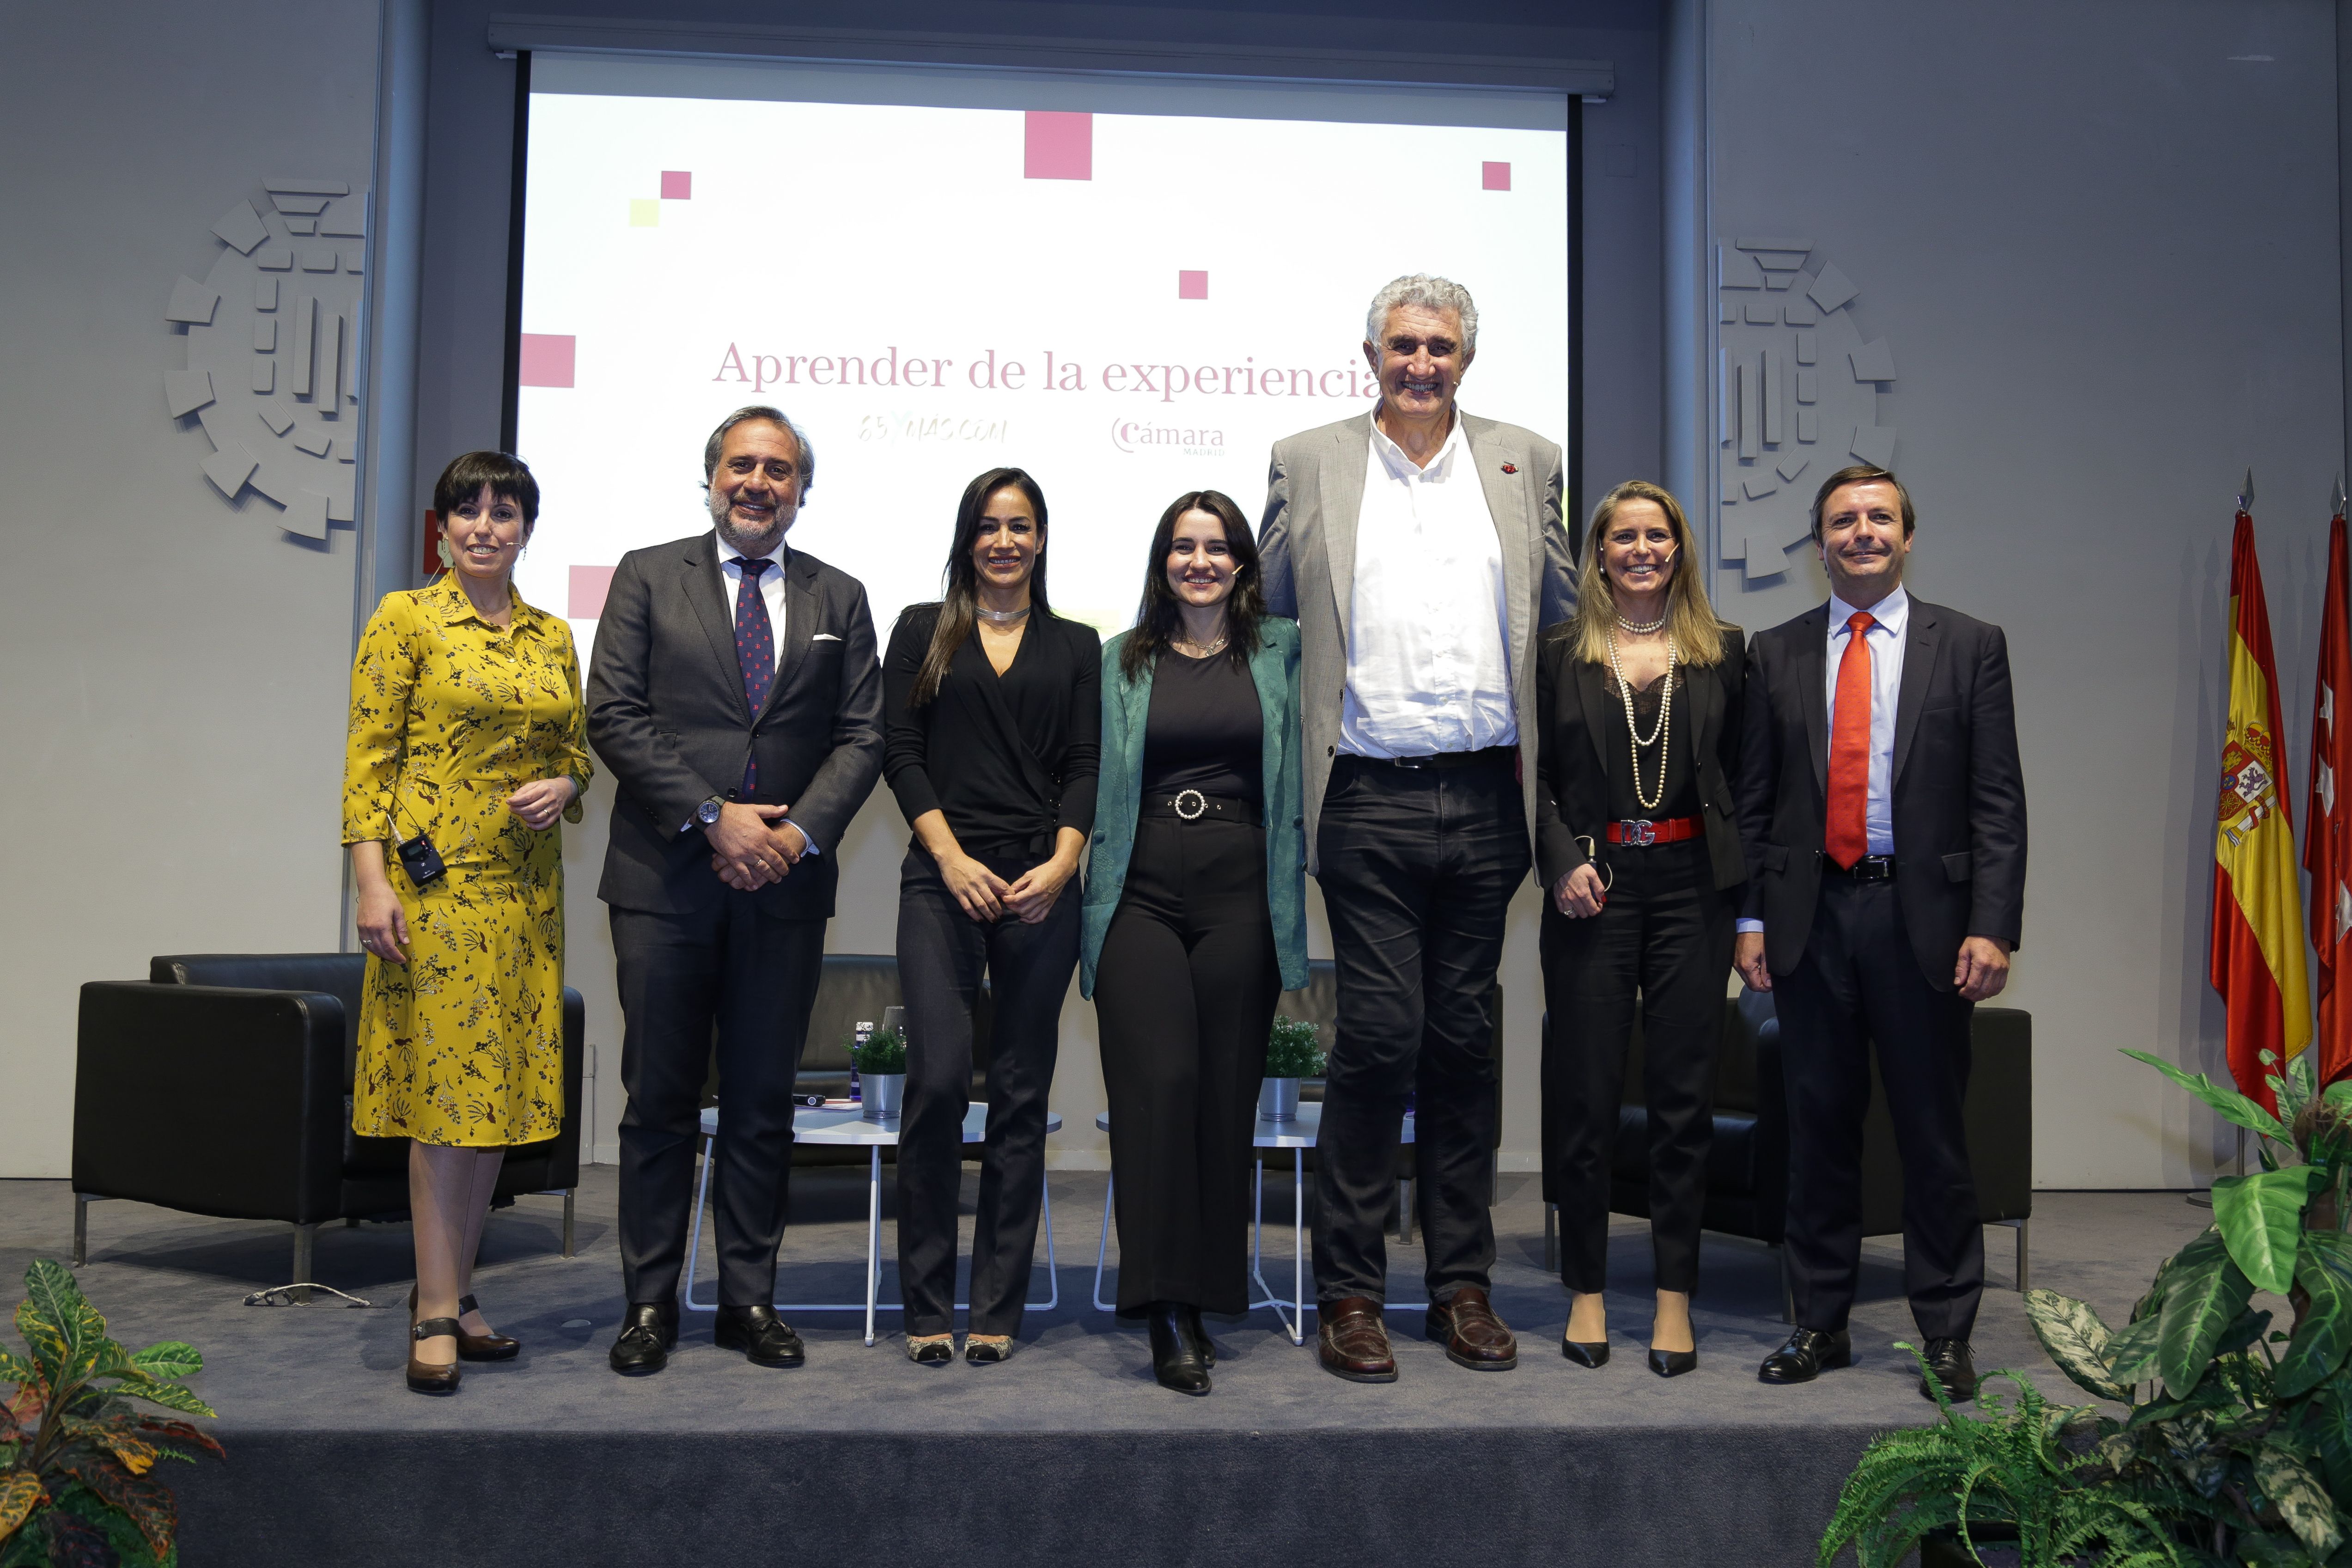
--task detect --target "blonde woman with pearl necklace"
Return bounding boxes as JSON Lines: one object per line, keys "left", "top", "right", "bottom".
{"left": 1531, "top": 480, "right": 1747, "bottom": 1378}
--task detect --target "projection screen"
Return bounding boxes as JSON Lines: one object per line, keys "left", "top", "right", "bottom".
{"left": 512, "top": 54, "right": 1572, "bottom": 650}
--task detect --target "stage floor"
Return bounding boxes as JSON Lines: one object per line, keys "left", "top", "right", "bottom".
{"left": 0, "top": 1171, "right": 2209, "bottom": 1566}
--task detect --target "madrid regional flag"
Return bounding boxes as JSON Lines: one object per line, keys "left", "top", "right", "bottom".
{"left": 2213, "top": 507, "right": 2311, "bottom": 1113}
{"left": 2306, "top": 505, "right": 2352, "bottom": 1088}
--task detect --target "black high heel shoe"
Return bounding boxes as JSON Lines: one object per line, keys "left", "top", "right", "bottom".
{"left": 408, "top": 1285, "right": 519, "bottom": 1361}
{"left": 406, "top": 1313, "right": 462, "bottom": 1395}
{"left": 1647, "top": 1346, "right": 1698, "bottom": 1378}
{"left": 1148, "top": 1303, "right": 1209, "bottom": 1396}
{"left": 1179, "top": 1305, "right": 1215, "bottom": 1368}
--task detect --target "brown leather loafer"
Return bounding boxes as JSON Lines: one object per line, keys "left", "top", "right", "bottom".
{"left": 1317, "top": 1296, "right": 1398, "bottom": 1383}
{"left": 1426, "top": 1287, "right": 1517, "bottom": 1370}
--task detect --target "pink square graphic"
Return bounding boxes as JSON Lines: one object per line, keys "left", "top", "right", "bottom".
{"left": 1024, "top": 111, "right": 1092, "bottom": 180}
{"left": 518, "top": 333, "right": 576, "bottom": 388}
{"left": 1482, "top": 161, "right": 1512, "bottom": 191}
{"left": 568, "top": 565, "right": 616, "bottom": 620}
{"left": 1177, "top": 270, "right": 1208, "bottom": 300}
{"left": 660, "top": 170, "right": 692, "bottom": 200}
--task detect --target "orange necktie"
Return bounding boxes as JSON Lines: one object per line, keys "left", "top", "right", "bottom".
{"left": 1825, "top": 611, "right": 1877, "bottom": 869}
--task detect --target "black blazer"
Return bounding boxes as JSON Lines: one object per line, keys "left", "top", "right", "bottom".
{"left": 1533, "top": 629, "right": 1749, "bottom": 895}
{"left": 1734, "top": 595, "right": 2026, "bottom": 990}
{"left": 586, "top": 533, "right": 884, "bottom": 920}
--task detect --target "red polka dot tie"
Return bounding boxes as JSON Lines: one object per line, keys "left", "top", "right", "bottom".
{"left": 734, "top": 556, "right": 774, "bottom": 793}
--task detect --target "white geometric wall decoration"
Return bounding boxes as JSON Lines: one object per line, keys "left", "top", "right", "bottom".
{"left": 1716, "top": 238, "right": 1899, "bottom": 582}
{"left": 165, "top": 178, "right": 366, "bottom": 540}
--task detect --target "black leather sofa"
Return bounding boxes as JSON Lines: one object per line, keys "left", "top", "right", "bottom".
{"left": 73, "top": 953, "right": 584, "bottom": 1292}
{"left": 1539, "top": 993, "right": 2033, "bottom": 1318}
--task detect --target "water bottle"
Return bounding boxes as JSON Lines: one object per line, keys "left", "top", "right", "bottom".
{"left": 850, "top": 1019, "right": 872, "bottom": 1102}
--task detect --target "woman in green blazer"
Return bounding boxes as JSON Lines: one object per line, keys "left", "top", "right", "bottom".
{"left": 1082, "top": 489, "right": 1306, "bottom": 1396}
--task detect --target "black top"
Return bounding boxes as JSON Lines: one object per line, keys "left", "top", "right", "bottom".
{"left": 882, "top": 605, "right": 1101, "bottom": 863}
{"left": 1603, "top": 669, "right": 1700, "bottom": 821}
{"left": 1140, "top": 649, "right": 1263, "bottom": 806}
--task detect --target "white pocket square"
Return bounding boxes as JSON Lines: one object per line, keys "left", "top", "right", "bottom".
{"left": 811, "top": 633, "right": 842, "bottom": 642}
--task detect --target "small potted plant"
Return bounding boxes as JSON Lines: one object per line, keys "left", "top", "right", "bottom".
{"left": 850, "top": 1026, "right": 908, "bottom": 1123}
{"left": 1261, "top": 1017, "right": 1327, "bottom": 1123}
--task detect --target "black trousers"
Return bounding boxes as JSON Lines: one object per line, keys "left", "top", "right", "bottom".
{"left": 610, "top": 896, "right": 825, "bottom": 1308}
{"left": 1096, "top": 813, "right": 1280, "bottom": 1315}
{"left": 1775, "top": 875, "right": 1982, "bottom": 1340}
{"left": 1539, "top": 837, "right": 1733, "bottom": 1295}
{"left": 894, "top": 847, "right": 1077, "bottom": 1337}
{"left": 1312, "top": 754, "right": 1527, "bottom": 1305}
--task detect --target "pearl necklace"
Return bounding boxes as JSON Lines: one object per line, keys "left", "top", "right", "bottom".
{"left": 1605, "top": 627, "right": 1677, "bottom": 813}
{"left": 1615, "top": 610, "right": 1668, "bottom": 635}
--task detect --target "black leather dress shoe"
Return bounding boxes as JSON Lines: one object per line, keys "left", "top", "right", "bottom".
{"left": 1758, "top": 1327, "right": 1852, "bottom": 1385}
{"left": 1919, "top": 1338, "right": 1978, "bottom": 1402}
{"left": 1148, "top": 1302, "right": 1210, "bottom": 1396}
{"left": 608, "top": 1302, "right": 678, "bottom": 1376}
{"left": 715, "top": 1305, "right": 805, "bottom": 1368}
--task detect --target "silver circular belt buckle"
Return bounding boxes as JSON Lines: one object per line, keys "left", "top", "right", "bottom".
{"left": 1173, "top": 789, "right": 1207, "bottom": 820}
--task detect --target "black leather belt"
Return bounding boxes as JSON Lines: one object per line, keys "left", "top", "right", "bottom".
{"left": 1337, "top": 746, "right": 1517, "bottom": 772}
{"left": 1140, "top": 791, "right": 1255, "bottom": 821}
{"left": 1825, "top": 854, "right": 1897, "bottom": 881}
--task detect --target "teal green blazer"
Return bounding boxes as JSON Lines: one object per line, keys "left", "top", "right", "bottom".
{"left": 1080, "top": 618, "right": 1308, "bottom": 999}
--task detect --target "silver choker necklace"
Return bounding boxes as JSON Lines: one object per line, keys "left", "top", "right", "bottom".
{"left": 976, "top": 604, "right": 1032, "bottom": 623}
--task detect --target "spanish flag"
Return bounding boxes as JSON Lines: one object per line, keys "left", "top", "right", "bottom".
{"left": 2213, "top": 507, "right": 2311, "bottom": 1113}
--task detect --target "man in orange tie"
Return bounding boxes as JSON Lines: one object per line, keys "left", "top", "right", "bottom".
{"left": 1732, "top": 464, "right": 2026, "bottom": 1401}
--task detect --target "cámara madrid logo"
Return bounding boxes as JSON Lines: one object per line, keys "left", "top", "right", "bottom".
{"left": 1110, "top": 417, "right": 1225, "bottom": 458}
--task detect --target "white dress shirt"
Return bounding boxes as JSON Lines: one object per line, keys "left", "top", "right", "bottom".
{"left": 692, "top": 533, "right": 814, "bottom": 855}
{"left": 1737, "top": 584, "right": 1907, "bottom": 933}
{"left": 1340, "top": 415, "right": 1516, "bottom": 757}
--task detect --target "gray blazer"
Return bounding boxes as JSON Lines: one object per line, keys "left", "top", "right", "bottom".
{"left": 1256, "top": 409, "right": 1576, "bottom": 873}
{"left": 586, "top": 532, "right": 884, "bottom": 920}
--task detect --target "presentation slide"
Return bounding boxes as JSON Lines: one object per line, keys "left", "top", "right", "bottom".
{"left": 511, "top": 60, "right": 1570, "bottom": 653}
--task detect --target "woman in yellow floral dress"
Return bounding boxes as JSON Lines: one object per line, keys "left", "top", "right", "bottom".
{"left": 343, "top": 451, "right": 591, "bottom": 1394}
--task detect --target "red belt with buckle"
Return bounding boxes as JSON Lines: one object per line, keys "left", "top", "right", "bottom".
{"left": 1604, "top": 817, "right": 1702, "bottom": 846}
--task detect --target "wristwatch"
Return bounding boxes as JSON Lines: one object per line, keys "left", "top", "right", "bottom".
{"left": 696, "top": 796, "right": 725, "bottom": 828}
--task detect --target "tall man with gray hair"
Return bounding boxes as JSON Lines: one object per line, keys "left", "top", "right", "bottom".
{"left": 1260, "top": 275, "right": 1575, "bottom": 1381}
{"left": 588, "top": 406, "right": 883, "bottom": 1375}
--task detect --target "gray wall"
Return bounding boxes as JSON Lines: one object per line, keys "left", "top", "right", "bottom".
{"left": 3, "top": 0, "right": 2344, "bottom": 1191}
{"left": 0, "top": 0, "right": 382, "bottom": 1176}
{"left": 1700, "top": 0, "right": 2346, "bottom": 1186}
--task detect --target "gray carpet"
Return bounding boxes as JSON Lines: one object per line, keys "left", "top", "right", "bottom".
{"left": 0, "top": 1171, "right": 2211, "bottom": 1566}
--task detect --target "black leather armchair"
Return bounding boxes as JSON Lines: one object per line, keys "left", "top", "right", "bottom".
{"left": 1539, "top": 994, "right": 2032, "bottom": 1318}
{"left": 73, "top": 953, "right": 584, "bottom": 1292}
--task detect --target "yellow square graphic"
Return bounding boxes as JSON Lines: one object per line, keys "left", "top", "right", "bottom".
{"left": 628, "top": 198, "right": 660, "bottom": 227}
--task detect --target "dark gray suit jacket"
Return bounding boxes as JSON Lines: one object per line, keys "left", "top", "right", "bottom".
{"left": 1258, "top": 409, "right": 1575, "bottom": 873}
{"left": 586, "top": 532, "right": 884, "bottom": 921}
{"left": 1734, "top": 596, "right": 2027, "bottom": 989}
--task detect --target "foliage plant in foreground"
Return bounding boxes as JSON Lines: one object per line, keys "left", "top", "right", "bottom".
{"left": 1822, "top": 1048, "right": 2352, "bottom": 1566}
{"left": 1817, "top": 1345, "right": 2187, "bottom": 1567}
{"left": 0, "top": 1260, "right": 220, "bottom": 1568}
